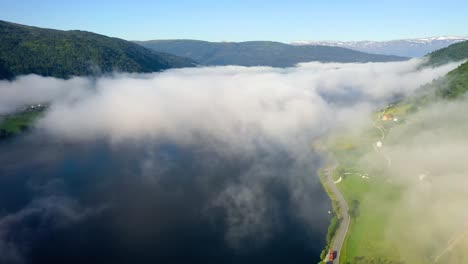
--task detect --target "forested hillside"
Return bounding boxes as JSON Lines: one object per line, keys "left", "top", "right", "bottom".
{"left": 419, "top": 41, "right": 468, "bottom": 99}
{"left": 0, "top": 20, "right": 195, "bottom": 79}
{"left": 135, "top": 39, "right": 408, "bottom": 67}
{"left": 425, "top": 40, "right": 468, "bottom": 66}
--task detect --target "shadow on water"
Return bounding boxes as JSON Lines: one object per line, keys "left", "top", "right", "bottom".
{"left": 0, "top": 132, "right": 331, "bottom": 264}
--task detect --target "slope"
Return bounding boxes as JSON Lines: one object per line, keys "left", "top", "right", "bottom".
{"left": 322, "top": 36, "right": 468, "bottom": 264}
{"left": 425, "top": 40, "right": 468, "bottom": 66}
{"left": 134, "top": 39, "right": 408, "bottom": 67}
{"left": 0, "top": 20, "right": 195, "bottom": 79}
{"left": 417, "top": 41, "right": 468, "bottom": 99}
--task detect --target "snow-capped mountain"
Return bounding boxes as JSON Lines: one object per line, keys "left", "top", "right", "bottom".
{"left": 291, "top": 36, "right": 468, "bottom": 57}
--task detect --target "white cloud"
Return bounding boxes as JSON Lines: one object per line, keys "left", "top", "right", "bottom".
{"left": 0, "top": 59, "right": 462, "bottom": 251}
{"left": 26, "top": 59, "right": 458, "bottom": 147}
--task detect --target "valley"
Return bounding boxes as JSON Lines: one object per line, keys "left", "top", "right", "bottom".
{"left": 0, "top": 4, "right": 467, "bottom": 263}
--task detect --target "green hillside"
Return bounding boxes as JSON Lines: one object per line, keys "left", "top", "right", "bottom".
{"left": 415, "top": 41, "right": 468, "bottom": 100}
{"left": 0, "top": 104, "right": 47, "bottom": 138}
{"left": 425, "top": 40, "right": 468, "bottom": 66}
{"left": 0, "top": 20, "right": 195, "bottom": 79}
{"left": 437, "top": 61, "right": 468, "bottom": 98}
{"left": 322, "top": 38, "right": 468, "bottom": 264}
{"left": 134, "top": 39, "right": 409, "bottom": 67}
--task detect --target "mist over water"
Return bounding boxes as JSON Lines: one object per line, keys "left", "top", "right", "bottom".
{"left": 0, "top": 60, "right": 460, "bottom": 263}
{"left": 0, "top": 135, "right": 330, "bottom": 264}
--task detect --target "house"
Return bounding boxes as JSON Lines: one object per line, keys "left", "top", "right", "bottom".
{"left": 381, "top": 113, "right": 394, "bottom": 121}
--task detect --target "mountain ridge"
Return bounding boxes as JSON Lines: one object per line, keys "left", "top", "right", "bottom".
{"left": 292, "top": 36, "right": 468, "bottom": 57}
{"left": 423, "top": 40, "right": 468, "bottom": 98}
{"left": 134, "top": 39, "right": 408, "bottom": 68}
{"left": 425, "top": 40, "right": 468, "bottom": 66}
{"left": 0, "top": 20, "right": 196, "bottom": 79}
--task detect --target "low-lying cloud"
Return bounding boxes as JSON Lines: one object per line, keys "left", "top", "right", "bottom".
{"left": 25, "top": 59, "right": 457, "bottom": 144}
{"left": 0, "top": 59, "right": 462, "bottom": 263}
{"left": 358, "top": 97, "right": 468, "bottom": 262}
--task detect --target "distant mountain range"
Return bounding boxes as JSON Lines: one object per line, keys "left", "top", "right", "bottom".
{"left": 134, "top": 40, "right": 408, "bottom": 68}
{"left": 2, "top": 19, "right": 464, "bottom": 80}
{"left": 292, "top": 36, "right": 468, "bottom": 58}
{"left": 0, "top": 20, "right": 196, "bottom": 79}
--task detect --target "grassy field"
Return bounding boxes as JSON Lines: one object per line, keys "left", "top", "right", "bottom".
{"left": 323, "top": 104, "right": 415, "bottom": 264}
{"left": 382, "top": 103, "right": 415, "bottom": 117}
{"left": 322, "top": 98, "right": 468, "bottom": 264}
{"left": 326, "top": 130, "right": 405, "bottom": 263}
{"left": 337, "top": 168, "right": 404, "bottom": 263}
{"left": 0, "top": 106, "right": 46, "bottom": 136}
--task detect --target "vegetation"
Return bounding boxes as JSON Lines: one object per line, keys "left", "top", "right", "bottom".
{"left": 0, "top": 105, "right": 47, "bottom": 138}
{"left": 322, "top": 48, "right": 468, "bottom": 261}
{"left": 320, "top": 215, "right": 341, "bottom": 261}
{"left": 410, "top": 39, "right": 468, "bottom": 101}
{"left": 437, "top": 61, "right": 468, "bottom": 98}
{"left": 412, "top": 60, "right": 468, "bottom": 101}
{"left": 409, "top": 40, "right": 468, "bottom": 102}
{"left": 348, "top": 200, "right": 360, "bottom": 218}
{"left": 343, "top": 256, "right": 405, "bottom": 264}
{"left": 327, "top": 216, "right": 341, "bottom": 245}
{"left": 316, "top": 167, "right": 343, "bottom": 262}
{"left": 0, "top": 20, "right": 195, "bottom": 79}
{"left": 135, "top": 39, "right": 409, "bottom": 68}
{"left": 425, "top": 40, "right": 468, "bottom": 66}
{"left": 324, "top": 128, "right": 397, "bottom": 260}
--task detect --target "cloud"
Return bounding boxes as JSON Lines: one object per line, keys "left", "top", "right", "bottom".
{"left": 0, "top": 75, "right": 93, "bottom": 114}
{"left": 30, "top": 59, "right": 459, "bottom": 146}
{"left": 352, "top": 96, "right": 468, "bottom": 262}
{"left": 0, "top": 59, "right": 462, "bottom": 260}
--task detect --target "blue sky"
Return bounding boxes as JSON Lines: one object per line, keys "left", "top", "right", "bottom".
{"left": 0, "top": 0, "right": 467, "bottom": 42}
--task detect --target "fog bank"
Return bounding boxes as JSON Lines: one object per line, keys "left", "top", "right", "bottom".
{"left": 0, "top": 59, "right": 462, "bottom": 263}
{"left": 15, "top": 59, "right": 456, "bottom": 145}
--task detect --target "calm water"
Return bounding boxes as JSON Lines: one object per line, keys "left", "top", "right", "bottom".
{"left": 0, "top": 133, "right": 331, "bottom": 264}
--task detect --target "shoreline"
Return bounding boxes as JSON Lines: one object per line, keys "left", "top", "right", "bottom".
{"left": 317, "top": 158, "right": 351, "bottom": 264}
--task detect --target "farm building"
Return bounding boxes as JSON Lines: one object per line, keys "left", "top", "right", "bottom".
{"left": 381, "top": 114, "right": 394, "bottom": 121}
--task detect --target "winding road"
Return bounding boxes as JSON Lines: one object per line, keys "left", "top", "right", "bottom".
{"left": 321, "top": 107, "right": 391, "bottom": 263}
{"left": 324, "top": 162, "right": 350, "bottom": 264}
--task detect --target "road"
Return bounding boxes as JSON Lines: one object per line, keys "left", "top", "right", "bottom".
{"left": 321, "top": 107, "right": 388, "bottom": 263}
{"left": 433, "top": 230, "right": 468, "bottom": 263}
{"left": 324, "top": 162, "right": 350, "bottom": 264}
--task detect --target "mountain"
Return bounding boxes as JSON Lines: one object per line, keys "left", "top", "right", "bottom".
{"left": 134, "top": 40, "right": 408, "bottom": 68}
{"left": 441, "top": 61, "right": 468, "bottom": 98}
{"left": 429, "top": 58, "right": 468, "bottom": 99}
{"left": 0, "top": 20, "right": 196, "bottom": 79}
{"left": 292, "top": 36, "right": 468, "bottom": 58}
{"left": 425, "top": 40, "right": 468, "bottom": 66}
{"left": 416, "top": 41, "right": 468, "bottom": 99}
{"left": 426, "top": 40, "right": 468, "bottom": 98}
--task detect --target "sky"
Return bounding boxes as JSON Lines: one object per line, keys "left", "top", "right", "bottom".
{"left": 0, "top": 0, "right": 467, "bottom": 43}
